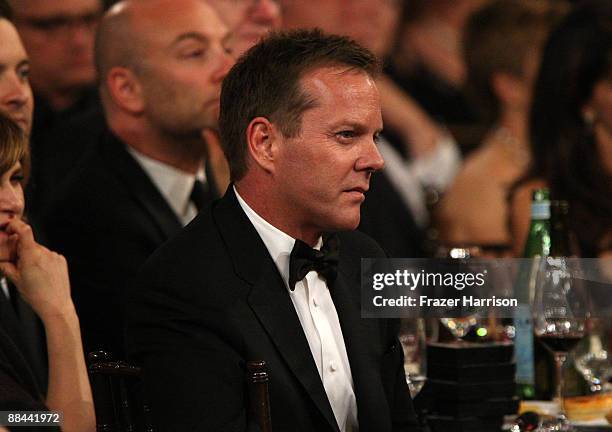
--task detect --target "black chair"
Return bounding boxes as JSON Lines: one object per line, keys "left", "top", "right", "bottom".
{"left": 87, "top": 351, "right": 155, "bottom": 432}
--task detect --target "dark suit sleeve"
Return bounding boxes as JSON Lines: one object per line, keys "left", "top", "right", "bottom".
{"left": 340, "top": 231, "right": 422, "bottom": 431}
{"left": 126, "top": 270, "right": 253, "bottom": 432}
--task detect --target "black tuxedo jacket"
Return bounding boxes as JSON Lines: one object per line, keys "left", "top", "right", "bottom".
{"left": 125, "top": 189, "right": 420, "bottom": 432}
{"left": 0, "top": 286, "right": 47, "bottom": 394}
{"left": 43, "top": 129, "right": 192, "bottom": 357}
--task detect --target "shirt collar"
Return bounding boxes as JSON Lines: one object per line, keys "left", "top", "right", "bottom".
{"left": 234, "top": 186, "right": 322, "bottom": 289}
{"left": 127, "top": 146, "right": 205, "bottom": 222}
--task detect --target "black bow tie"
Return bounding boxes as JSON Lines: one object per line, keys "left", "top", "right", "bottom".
{"left": 288, "top": 234, "right": 340, "bottom": 291}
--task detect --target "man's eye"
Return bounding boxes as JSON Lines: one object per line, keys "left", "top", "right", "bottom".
{"left": 17, "top": 67, "right": 30, "bottom": 81}
{"left": 373, "top": 133, "right": 381, "bottom": 144}
{"left": 182, "top": 49, "right": 206, "bottom": 59}
{"left": 337, "top": 131, "right": 355, "bottom": 140}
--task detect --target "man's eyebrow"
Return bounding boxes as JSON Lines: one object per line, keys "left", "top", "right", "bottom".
{"left": 330, "top": 121, "right": 379, "bottom": 131}
{"left": 17, "top": 59, "right": 30, "bottom": 69}
{"left": 171, "top": 32, "right": 208, "bottom": 47}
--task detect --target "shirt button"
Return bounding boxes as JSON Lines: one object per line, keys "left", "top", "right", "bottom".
{"left": 329, "top": 361, "right": 337, "bottom": 372}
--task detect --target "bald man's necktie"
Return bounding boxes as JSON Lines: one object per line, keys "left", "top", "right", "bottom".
{"left": 190, "top": 180, "right": 213, "bottom": 212}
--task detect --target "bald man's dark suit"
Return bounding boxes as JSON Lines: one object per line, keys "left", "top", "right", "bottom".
{"left": 125, "top": 189, "right": 420, "bottom": 432}
{"left": 42, "top": 127, "right": 221, "bottom": 358}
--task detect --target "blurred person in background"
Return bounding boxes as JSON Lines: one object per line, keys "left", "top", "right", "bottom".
{"left": 0, "top": 2, "right": 49, "bottom": 392}
{"left": 7, "top": 0, "right": 103, "bottom": 216}
{"left": 282, "top": 0, "right": 460, "bottom": 257}
{"left": 206, "top": 0, "right": 281, "bottom": 58}
{"left": 43, "top": 0, "right": 234, "bottom": 357}
{"left": 0, "top": 114, "right": 94, "bottom": 432}
{"left": 204, "top": 0, "right": 282, "bottom": 193}
{"left": 436, "top": 0, "right": 567, "bottom": 254}
{"left": 389, "top": 0, "right": 485, "bottom": 128}
{"left": 510, "top": 0, "right": 612, "bottom": 258}
{"left": 0, "top": 4, "right": 32, "bottom": 137}
{"left": 7, "top": 0, "right": 102, "bottom": 136}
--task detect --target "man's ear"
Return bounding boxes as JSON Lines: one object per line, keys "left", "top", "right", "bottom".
{"left": 245, "top": 117, "right": 279, "bottom": 174}
{"left": 106, "top": 66, "right": 145, "bottom": 114}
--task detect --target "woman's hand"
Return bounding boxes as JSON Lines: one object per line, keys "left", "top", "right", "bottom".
{"left": 0, "top": 219, "right": 73, "bottom": 321}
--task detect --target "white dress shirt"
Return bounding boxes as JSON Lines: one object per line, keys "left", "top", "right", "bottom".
{"left": 1, "top": 277, "right": 9, "bottom": 300}
{"left": 127, "top": 147, "right": 206, "bottom": 226}
{"left": 235, "top": 187, "right": 358, "bottom": 432}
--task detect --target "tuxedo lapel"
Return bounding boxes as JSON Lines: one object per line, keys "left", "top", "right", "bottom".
{"left": 100, "top": 130, "right": 183, "bottom": 240}
{"left": 248, "top": 267, "right": 340, "bottom": 432}
{"left": 214, "top": 189, "right": 340, "bottom": 432}
{"left": 331, "top": 267, "right": 391, "bottom": 432}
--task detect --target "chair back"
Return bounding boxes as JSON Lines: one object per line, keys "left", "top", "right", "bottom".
{"left": 88, "top": 351, "right": 154, "bottom": 432}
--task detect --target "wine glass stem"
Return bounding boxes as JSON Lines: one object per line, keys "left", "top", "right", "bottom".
{"left": 552, "top": 351, "right": 568, "bottom": 408}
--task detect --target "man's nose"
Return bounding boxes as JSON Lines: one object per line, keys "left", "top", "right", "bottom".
{"left": 356, "top": 138, "right": 385, "bottom": 173}
{"left": 0, "top": 74, "right": 30, "bottom": 112}
{"left": 250, "top": 0, "right": 281, "bottom": 26}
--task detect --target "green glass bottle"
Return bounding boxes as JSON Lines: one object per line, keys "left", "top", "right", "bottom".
{"left": 515, "top": 188, "right": 551, "bottom": 400}
{"left": 523, "top": 188, "right": 551, "bottom": 258}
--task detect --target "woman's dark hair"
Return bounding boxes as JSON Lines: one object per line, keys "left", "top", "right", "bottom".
{"left": 525, "top": 0, "right": 612, "bottom": 256}
{"left": 0, "top": 113, "right": 30, "bottom": 185}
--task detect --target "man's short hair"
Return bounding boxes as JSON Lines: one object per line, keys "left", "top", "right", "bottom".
{"left": 463, "top": 0, "right": 567, "bottom": 124}
{"left": 219, "top": 28, "right": 381, "bottom": 181}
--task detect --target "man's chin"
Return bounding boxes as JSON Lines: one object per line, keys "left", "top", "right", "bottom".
{"left": 325, "top": 213, "right": 361, "bottom": 233}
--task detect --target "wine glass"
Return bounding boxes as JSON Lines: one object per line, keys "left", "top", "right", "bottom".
{"left": 575, "top": 349, "right": 611, "bottom": 393}
{"left": 574, "top": 321, "right": 611, "bottom": 393}
{"left": 398, "top": 318, "right": 427, "bottom": 396}
{"left": 533, "top": 257, "right": 589, "bottom": 429}
{"left": 437, "top": 246, "right": 482, "bottom": 342}
{"left": 440, "top": 316, "right": 478, "bottom": 340}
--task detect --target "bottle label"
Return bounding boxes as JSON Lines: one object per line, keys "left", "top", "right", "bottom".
{"left": 531, "top": 201, "right": 550, "bottom": 220}
{"left": 514, "top": 304, "right": 535, "bottom": 385}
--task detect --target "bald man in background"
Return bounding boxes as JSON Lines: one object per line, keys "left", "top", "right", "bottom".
{"left": 43, "top": 0, "right": 234, "bottom": 357}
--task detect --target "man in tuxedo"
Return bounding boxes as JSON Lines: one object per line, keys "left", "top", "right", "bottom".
{"left": 42, "top": 0, "right": 234, "bottom": 357}
{"left": 126, "top": 29, "right": 420, "bottom": 431}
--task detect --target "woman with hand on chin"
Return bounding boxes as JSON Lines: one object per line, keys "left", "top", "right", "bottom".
{"left": 0, "top": 114, "right": 94, "bottom": 432}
